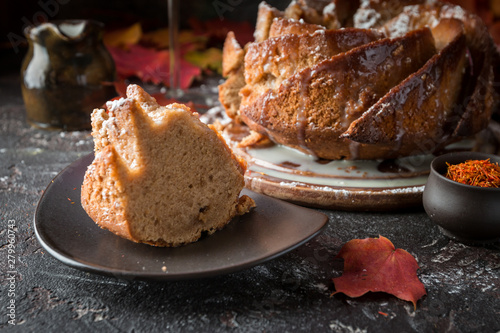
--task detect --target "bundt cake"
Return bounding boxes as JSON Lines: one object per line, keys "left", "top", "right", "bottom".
{"left": 219, "top": 0, "right": 499, "bottom": 160}
{"left": 81, "top": 84, "right": 255, "bottom": 247}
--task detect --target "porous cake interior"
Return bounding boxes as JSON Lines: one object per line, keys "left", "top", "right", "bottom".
{"left": 85, "top": 85, "right": 251, "bottom": 246}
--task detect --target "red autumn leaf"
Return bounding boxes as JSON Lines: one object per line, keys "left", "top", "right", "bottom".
{"left": 106, "top": 44, "right": 201, "bottom": 89}
{"left": 113, "top": 81, "right": 128, "bottom": 97}
{"left": 332, "top": 235, "right": 426, "bottom": 309}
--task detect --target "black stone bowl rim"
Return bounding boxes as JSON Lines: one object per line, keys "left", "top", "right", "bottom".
{"left": 430, "top": 151, "right": 500, "bottom": 192}
{"left": 424, "top": 151, "right": 500, "bottom": 244}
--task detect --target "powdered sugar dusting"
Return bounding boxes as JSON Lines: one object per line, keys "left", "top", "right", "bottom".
{"left": 106, "top": 97, "right": 129, "bottom": 112}
{"left": 323, "top": 2, "right": 336, "bottom": 16}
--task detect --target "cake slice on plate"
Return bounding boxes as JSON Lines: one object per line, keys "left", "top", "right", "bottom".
{"left": 81, "top": 84, "right": 255, "bottom": 247}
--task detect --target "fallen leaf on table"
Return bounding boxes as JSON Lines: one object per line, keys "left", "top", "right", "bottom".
{"left": 103, "top": 23, "right": 142, "bottom": 48}
{"left": 332, "top": 235, "right": 426, "bottom": 309}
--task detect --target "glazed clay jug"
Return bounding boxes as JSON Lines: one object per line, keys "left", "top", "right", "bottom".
{"left": 21, "top": 20, "right": 116, "bottom": 130}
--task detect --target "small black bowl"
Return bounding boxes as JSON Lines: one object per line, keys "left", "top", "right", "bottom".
{"left": 423, "top": 152, "right": 500, "bottom": 244}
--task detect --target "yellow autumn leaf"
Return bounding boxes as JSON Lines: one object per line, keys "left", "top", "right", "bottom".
{"left": 141, "top": 28, "right": 169, "bottom": 49}
{"left": 179, "top": 31, "right": 207, "bottom": 45}
{"left": 185, "top": 47, "right": 222, "bottom": 74}
{"left": 103, "top": 23, "right": 142, "bottom": 48}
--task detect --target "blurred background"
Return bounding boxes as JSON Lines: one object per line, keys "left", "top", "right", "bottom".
{"left": 0, "top": 0, "right": 291, "bottom": 74}
{"left": 1, "top": 1, "right": 498, "bottom": 81}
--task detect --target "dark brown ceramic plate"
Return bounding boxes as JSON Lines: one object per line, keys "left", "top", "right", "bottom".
{"left": 34, "top": 154, "right": 328, "bottom": 281}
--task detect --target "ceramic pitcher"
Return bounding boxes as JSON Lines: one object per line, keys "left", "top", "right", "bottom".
{"left": 21, "top": 20, "right": 116, "bottom": 130}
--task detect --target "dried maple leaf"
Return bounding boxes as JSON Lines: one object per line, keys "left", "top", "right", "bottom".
{"left": 107, "top": 44, "right": 201, "bottom": 89}
{"left": 332, "top": 236, "right": 426, "bottom": 309}
{"left": 103, "top": 18, "right": 247, "bottom": 89}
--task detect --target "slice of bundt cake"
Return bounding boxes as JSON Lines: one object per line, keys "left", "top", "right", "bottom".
{"left": 81, "top": 84, "right": 255, "bottom": 247}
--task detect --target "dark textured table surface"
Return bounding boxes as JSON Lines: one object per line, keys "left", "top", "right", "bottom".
{"left": 1, "top": 70, "right": 500, "bottom": 333}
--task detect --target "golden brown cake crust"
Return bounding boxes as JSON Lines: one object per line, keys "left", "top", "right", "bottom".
{"left": 240, "top": 27, "right": 436, "bottom": 159}
{"left": 220, "top": 0, "right": 499, "bottom": 160}
{"left": 343, "top": 19, "right": 468, "bottom": 154}
{"left": 222, "top": 31, "right": 245, "bottom": 77}
{"left": 268, "top": 17, "right": 325, "bottom": 38}
{"left": 254, "top": 1, "right": 284, "bottom": 43}
{"left": 243, "top": 27, "right": 385, "bottom": 93}
{"left": 219, "top": 32, "right": 246, "bottom": 121}
{"left": 81, "top": 145, "right": 132, "bottom": 241}
{"left": 381, "top": 2, "right": 498, "bottom": 138}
